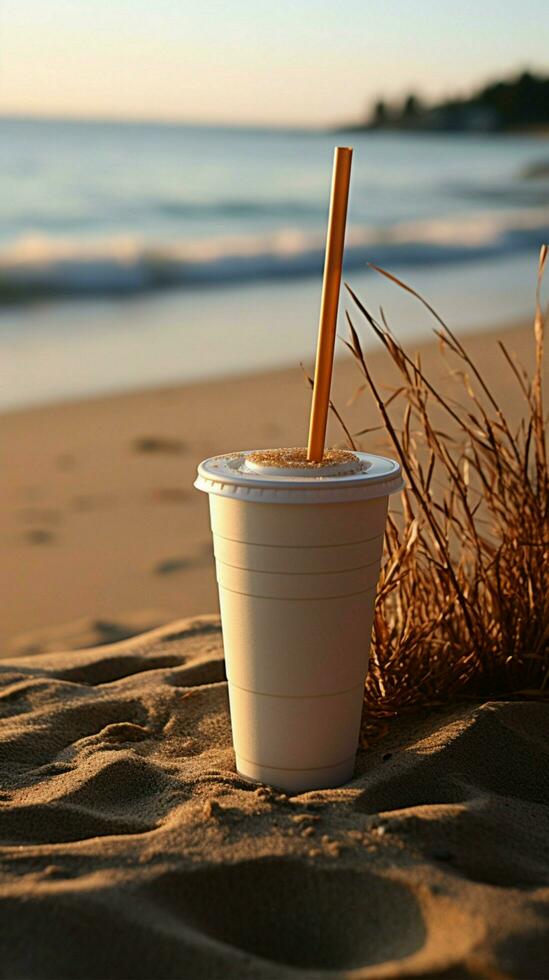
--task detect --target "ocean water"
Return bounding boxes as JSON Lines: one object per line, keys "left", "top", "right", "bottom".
{"left": 1, "top": 118, "right": 548, "bottom": 407}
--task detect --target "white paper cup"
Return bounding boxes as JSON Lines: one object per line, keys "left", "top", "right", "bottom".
{"left": 195, "top": 450, "right": 403, "bottom": 793}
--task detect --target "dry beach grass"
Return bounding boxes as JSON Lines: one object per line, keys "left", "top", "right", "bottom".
{"left": 336, "top": 248, "right": 549, "bottom": 729}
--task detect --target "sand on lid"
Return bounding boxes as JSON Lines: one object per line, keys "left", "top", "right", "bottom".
{"left": 246, "top": 447, "right": 358, "bottom": 470}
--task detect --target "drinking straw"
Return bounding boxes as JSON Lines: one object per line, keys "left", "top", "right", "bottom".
{"left": 307, "top": 146, "right": 353, "bottom": 461}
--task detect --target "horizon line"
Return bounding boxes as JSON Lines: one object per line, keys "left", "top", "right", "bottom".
{"left": 0, "top": 109, "right": 340, "bottom": 134}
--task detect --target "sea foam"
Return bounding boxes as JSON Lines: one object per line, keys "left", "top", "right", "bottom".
{"left": 1, "top": 208, "right": 548, "bottom": 301}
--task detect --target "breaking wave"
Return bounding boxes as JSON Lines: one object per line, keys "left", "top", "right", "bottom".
{"left": 1, "top": 208, "right": 548, "bottom": 303}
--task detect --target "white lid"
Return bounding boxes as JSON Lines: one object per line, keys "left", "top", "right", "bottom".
{"left": 195, "top": 450, "right": 404, "bottom": 504}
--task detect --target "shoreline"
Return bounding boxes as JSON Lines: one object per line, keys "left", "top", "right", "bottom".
{"left": 1, "top": 251, "right": 541, "bottom": 413}
{"left": 0, "top": 317, "right": 542, "bottom": 654}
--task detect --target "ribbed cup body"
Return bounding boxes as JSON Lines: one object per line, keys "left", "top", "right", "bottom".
{"left": 208, "top": 493, "right": 388, "bottom": 792}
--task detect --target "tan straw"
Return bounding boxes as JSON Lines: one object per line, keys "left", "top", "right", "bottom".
{"left": 307, "top": 146, "right": 353, "bottom": 461}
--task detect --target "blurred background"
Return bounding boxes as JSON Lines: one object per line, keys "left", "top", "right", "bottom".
{"left": 1, "top": 0, "right": 549, "bottom": 407}
{"left": 1, "top": 0, "right": 548, "bottom": 651}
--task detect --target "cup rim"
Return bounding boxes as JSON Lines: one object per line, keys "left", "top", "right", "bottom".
{"left": 195, "top": 450, "right": 404, "bottom": 504}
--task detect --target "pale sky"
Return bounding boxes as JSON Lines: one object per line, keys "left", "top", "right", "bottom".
{"left": 1, "top": 0, "right": 548, "bottom": 127}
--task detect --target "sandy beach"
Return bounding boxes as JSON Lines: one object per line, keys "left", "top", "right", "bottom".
{"left": 0, "top": 317, "right": 542, "bottom": 656}
{"left": 1, "top": 617, "right": 548, "bottom": 978}
{"left": 1, "top": 315, "right": 548, "bottom": 977}
{"left": 2, "top": 19, "right": 548, "bottom": 978}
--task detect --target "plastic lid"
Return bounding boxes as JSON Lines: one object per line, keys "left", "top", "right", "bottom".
{"left": 195, "top": 450, "right": 404, "bottom": 504}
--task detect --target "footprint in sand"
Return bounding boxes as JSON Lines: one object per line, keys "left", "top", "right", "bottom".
{"left": 146, "top": 860, "right": 425, "bottom": 971}
{"left": 153, "top": 557, "right": 194, "bottom": 575}
{"left": 132, "top": 436, "right": 186, "bottom": 455}
{"left": 25, "top": 529, "right": 56, "bottom": 545}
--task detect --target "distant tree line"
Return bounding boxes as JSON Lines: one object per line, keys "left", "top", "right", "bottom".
{"left": 363, "top": 71, "right": 549, "bottom": 133}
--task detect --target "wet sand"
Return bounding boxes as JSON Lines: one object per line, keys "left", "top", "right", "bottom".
{"left": 0, "top": 319, "right": 540, "bottom": 654}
